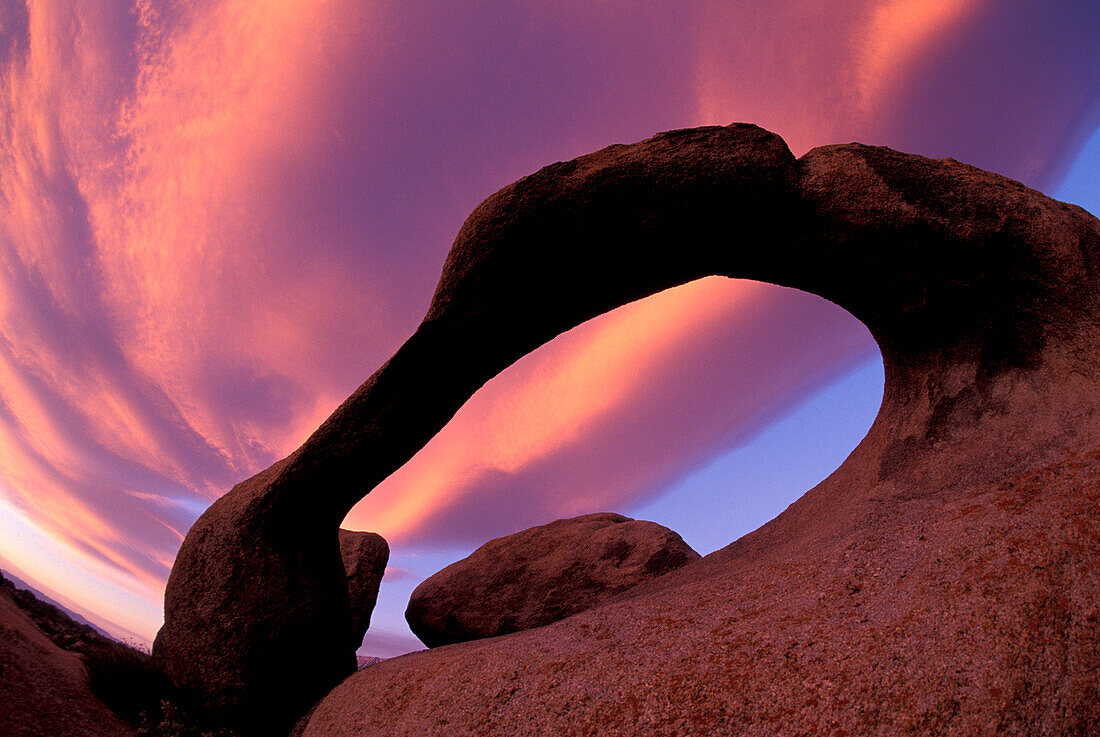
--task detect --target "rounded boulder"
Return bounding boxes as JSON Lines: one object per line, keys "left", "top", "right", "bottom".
{"left": 405, "top": 513, "right": 700, "bottom": 648}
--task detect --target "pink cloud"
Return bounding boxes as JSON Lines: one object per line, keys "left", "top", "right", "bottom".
{"left": 0, "top": 0, "right": 1095, "bottom": 640}
{"left": 381, "top": 566, "right": 416, "bottom": 583}
{"left": 344, "top": 279, "right": 876, "bottom": 547}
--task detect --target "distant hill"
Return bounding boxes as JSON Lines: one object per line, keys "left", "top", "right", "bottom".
{"left": 0, "top": 568, "right": 138, "bottom": 735}
{"left": 356, "top": 655, "right": 384, "bottom": 669}
{"left": 1, "top": 569, "right": 116, "bottom": 642}
{"left": 0, "top": 568, "right": 215, "bottom": 735}
{"left": 0, "top": 570, "right": 119, "bottom": 652}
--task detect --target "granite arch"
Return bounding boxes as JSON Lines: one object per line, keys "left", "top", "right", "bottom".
{"left": 155, "top": 124, "right": 1100, "bottom": 736}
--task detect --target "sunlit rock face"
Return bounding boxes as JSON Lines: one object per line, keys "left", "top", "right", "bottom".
{"left": 405, "top": 513, "right": 700, "bottom": 648}
{"left": 156, "top": 123, "right": 1100, "bottom": 736}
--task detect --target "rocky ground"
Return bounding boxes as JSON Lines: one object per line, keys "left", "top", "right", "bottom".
{"left": 0, "top": 573, "right": 136, "bottom": 737}
{"left": 304, "top": 443, "right": 1100, "bottom": 736}
{"left": 0, "top": 573, "right": 238, "bottom": 737}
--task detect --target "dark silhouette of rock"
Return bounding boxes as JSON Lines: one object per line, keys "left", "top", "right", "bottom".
{"left": 157, "top": 123, "right": 1100, "bottom": 736}
{"left": 153, "top": 458, "right": 356, "bottom": 736}
{"left": 406, "top": 513, "right": 700, "bottom": 647}
{"left": 338, "top": 529, "right": 388, "bottom": 648}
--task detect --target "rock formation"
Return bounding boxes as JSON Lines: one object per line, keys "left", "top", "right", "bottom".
{"left": 338, "top": 529, "right": 388, "bottom": 648}
{"left": 406, "top": 513, "right": 700, "bottom": 647}
{"left": 157, "top": 123, "right": 1100, "bottom": 736}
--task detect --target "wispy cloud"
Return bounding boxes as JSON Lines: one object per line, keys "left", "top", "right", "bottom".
{"left": 345, "top": 279, "right": 876, "bottom": 547}
{"left": 0, "top": 0, "right": 1095, "bottom": 642}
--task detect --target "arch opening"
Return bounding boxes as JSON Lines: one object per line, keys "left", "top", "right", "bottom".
{"left": 344, "top": 276, "right": 884, "bottom": 657}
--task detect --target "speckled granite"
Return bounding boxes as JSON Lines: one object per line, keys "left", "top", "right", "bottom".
{"left": 157, "top": 123, "right": 1100, "bottom": 736}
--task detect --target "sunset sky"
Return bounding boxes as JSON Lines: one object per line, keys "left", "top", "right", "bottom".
{"left": 0, "top": 1, "right": 1097, "bottom": 657}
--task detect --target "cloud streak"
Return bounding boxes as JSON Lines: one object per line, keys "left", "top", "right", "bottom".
{"left": 345, "top": 279, "right": 876, "bottom": 547}
{"left": 0, "top": 0, "right": 1096, "bottom": 641}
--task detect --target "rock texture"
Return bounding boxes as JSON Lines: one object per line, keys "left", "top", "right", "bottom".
{"left": 338, "top": 529, "right": 388, "bottom": 648}
{"left": 406, "top": 513, "right": 700, "bottom": 647}
{"left": 158, "top": 123, "right": 1100, "bottom": 736}
{"left": 0, "top": 576, "right": 136, "bottom": 737}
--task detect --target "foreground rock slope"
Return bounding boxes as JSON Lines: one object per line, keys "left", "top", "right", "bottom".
{"left": 158, "top": 123, "right": 1100, "bottom": 736}
{"left": 0, "top": 574, "right": 135, "bottom": 737}
{"left": 406, "top": 513, "right": 700, "bottom": 647}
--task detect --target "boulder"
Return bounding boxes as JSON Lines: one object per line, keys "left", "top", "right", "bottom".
{"left": 158, "top": 123, "right": 1100, "bottom": 736}
{"left": 338, "top": 529, "right": 388, "bottom": 648}
{"left": 406, "top": 513, "right": 699, "bottom": 647}
{"left": 153, "top": 461, "right": 358, "bottom": 737}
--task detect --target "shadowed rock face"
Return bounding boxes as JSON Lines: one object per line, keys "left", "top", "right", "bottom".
{"left": 338, "top": 530, "right": 388, "bottom": 649}
{"left": 405, "top": 513, "right": 700, "bottom": 648}
{"left": 155, "top": 124, "right": 1100, "bottom": 736}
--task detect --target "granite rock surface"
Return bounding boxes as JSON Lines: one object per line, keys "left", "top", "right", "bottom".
{"left": 156, "top": 123, "right": 1100, "bottom": 736}
{"left": 406, "top": 513, "right": 700, "bottom": 647}
{"left": 338, "top": 529, "right": 388, "bottom": 648}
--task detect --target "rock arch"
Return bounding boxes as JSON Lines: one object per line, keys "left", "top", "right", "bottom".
{"left": 154, "top": 124, "right": 1100, "bottom": 736}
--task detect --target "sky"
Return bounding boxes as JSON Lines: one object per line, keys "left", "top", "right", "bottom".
{"left": 0, "top": 1, "right": 1097, "bottom": 657}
